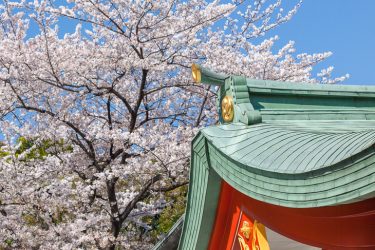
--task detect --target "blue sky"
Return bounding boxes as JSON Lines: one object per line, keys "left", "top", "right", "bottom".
{"left": 262, "top": 0, "right": 375, "bottom": 85}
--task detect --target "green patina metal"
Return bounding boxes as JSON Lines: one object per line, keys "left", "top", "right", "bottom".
{"left": 154, "top": 66, "right": 375, "bottom": 250}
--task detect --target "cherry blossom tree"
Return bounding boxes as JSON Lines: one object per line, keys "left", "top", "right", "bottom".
{"left": 0, "top": 0, "right": 346, "bottom": 249}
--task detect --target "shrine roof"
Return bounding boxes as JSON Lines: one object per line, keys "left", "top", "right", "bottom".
{"left": 154, "top": 66, "right": 375, "bottom": 250}
{"left": 202, "top": 121, "right": 375, "bottom": 175}
{"left": 187, "top": 64, "right": 375, "bottom": 207}
{"left": 193, "top": 122, "right": 375, "bottom": 209}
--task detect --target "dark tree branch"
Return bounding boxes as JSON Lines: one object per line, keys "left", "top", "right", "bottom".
{"left": 118, "top": 174, "right": 162, "bottom": 224}
{"left": 150, "top": 181, "right": 189, "bottom": 193}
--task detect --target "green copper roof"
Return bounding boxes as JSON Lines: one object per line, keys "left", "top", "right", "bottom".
{"left": 202, "top": 122, "right": 375, "bottom": 174}
{"left": 154, "top": 66, "right": 375, "bottom": 250}
{"left": 203, "top": 123, "right": 375, "bottom": 204}
{"left": 201, "top": 122, "right": 375, "bottom": 206}
{"left": 247, "top": 78, "right": 375, "bottom": 96}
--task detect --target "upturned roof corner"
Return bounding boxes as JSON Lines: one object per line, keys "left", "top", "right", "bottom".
{"left": 191, "top": 64, "right": 262, "bottom": 125}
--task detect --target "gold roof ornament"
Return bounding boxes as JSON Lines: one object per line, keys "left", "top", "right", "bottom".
{"left": 192, "top": 63, "right": 201, "bottom": 83}
{"left": 191, "top": 64, "right": 227, "bottom": 86}
{"left": 221, "top": 95, "right": 234, "bottom": 122}
{"left": 191, "top": 64, "right": 237, "bottom": 123}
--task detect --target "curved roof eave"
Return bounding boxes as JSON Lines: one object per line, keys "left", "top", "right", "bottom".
{"left": 200, "top": 122, "right": 375, "bottom": 207}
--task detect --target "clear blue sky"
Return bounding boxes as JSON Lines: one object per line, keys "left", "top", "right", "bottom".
{"left": 262, "top": 0, "right": 375, "bottom": 85}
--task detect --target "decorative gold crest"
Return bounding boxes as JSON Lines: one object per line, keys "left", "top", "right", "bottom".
{"left": 221, "top": 95, "right": 234, "bottom": 122}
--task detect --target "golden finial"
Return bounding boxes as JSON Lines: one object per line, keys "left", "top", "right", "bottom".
{"left": 221, "top": 95, "right": 234, "bottom": 122}
{"left": 192, "top": 64, "right": 201, "bottom": 83}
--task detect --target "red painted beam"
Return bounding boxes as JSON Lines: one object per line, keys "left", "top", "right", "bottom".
{"left": 209, "top": 181, "right": 375, "bottom": 250}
